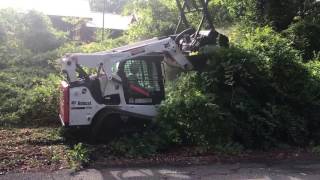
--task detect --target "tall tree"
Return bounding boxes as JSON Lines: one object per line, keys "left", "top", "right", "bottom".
{"left": 216, "top": 0, "right": 312, "bottom": 31}
{"left": 22, "top": 11, "right": 65, "bottom": 53}
{"left": 123, "top": 0, "right": 179, "bottom": 40}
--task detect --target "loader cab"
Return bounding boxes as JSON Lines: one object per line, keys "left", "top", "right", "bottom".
{"left": 118, "top": 55, "right": 165, "bottom": 105}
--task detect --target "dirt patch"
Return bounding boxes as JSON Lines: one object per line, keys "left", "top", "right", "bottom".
{"left": 90, "top": 146, "right": 320, "bottom": 168}
{"left": 0, "top": 128, "right": 69, "bottom": 174}
{"left": 1, "top": 127, "right": 320, "bottom": 175}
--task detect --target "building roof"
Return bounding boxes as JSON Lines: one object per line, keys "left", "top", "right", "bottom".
{"left": 87, "top": 12, "right": 135, "bottom": 30}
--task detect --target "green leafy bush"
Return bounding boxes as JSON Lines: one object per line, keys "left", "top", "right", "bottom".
{"left": 284, "top": 20, "right": 320, "bottom": 61}
{"left": 67, "top": 143, "right": 90, "bottom": 169}
{"left": 108, "top": 131, "right": 166, "bottom": 157}
{"left": 158, "top": 72, "right": 233, "bottom": 147}
{"left": 158, "top": 26, "right": 320, "bottom": 149}
{"left": 213, "top": 27, "right": 319, "bottom": 148}
{"left": 231, "top": 26, "right": 313, "bottom": 104}
{"left": 0, "top": 73, "right": 60, "bottom": 126}
{"left": 0, "top": 9, "right": 63, "bottom": 126}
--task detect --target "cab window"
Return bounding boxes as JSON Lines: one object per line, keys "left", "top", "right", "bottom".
{"left": 124, "top": 59, "right": 161, "bottom": 92}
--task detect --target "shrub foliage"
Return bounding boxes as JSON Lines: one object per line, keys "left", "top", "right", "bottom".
{"left": 158, "top": 26, "right": 320, "bottom": 149}
{"left": 0, "top": 10, "right": 63, "bottom": 126}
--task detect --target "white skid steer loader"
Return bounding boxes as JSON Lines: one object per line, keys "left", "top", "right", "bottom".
{"left": 58, "top": 0, "right": 228, "bottom": 139}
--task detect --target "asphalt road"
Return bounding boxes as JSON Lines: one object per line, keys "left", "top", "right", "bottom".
{"left": 2, "top": 160, "right": 320, "bottom": 180}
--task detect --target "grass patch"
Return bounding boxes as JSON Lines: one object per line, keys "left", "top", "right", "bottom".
{"left": 67, "top": 143, "right": 90, "bottom": 170}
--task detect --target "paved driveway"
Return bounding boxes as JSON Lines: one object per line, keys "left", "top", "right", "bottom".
{"left": 2, "top": 160, "right": 320, "bottom": 180}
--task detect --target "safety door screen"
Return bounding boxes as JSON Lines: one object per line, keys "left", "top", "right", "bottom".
{"left": 121, "top": 57, "right": 164, "bottom": 105}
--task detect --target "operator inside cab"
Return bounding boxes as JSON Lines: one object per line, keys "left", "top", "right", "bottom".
{"left": 124, "top": 60, "right": 151, "bottom": 98}
{"left": 127, "top": 63, "right": 140, "bottom": 87}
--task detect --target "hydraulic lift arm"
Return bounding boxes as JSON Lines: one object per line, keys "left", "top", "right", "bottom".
{"left": 61, "top": 37, "right": 193, "bottom": 83}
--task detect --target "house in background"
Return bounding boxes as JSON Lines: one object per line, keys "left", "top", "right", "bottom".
{"left": 49, "top": 16, "right": 93, "bottom": 41}
{"left": 86, "top": 12, "right": 136, "bottom": 39}
{"left": 49, "top": 12, "right": 136, "bottom": 42}
{"left": 0, "top": 0, "right": 136, "bottom": 42}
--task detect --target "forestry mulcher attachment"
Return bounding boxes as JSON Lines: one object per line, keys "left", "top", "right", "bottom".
{"left": 59, "top": 0, "right": 228, "bottom": 137}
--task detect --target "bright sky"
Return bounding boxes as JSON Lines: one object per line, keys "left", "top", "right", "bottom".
{"left": 0, "top": 0, "right": 133, "bottom": 30}
{"left": 0, "top": 0, "right": 91, "bottom": 17}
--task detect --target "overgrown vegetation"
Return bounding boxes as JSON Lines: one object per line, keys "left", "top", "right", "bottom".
{"left": 0, "top": 0, "right": 320, "bottom": 169}
{"left": 0, "top": 10, "right": 64, "bottom": 126}
{"left": 107, "top": 0, "right": 320, "bottom": 154}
